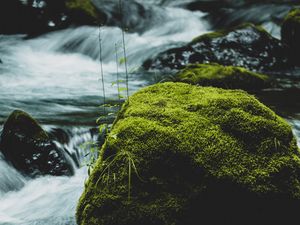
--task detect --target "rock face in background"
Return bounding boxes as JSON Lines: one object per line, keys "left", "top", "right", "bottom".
{"left": 0, "top": 0, "right": 102, "bottom": 36}
{"left": 175, "top": 63, "right": 270, "bottom": 90}
{"left": 143, "top": 23, "right": 289, "bottom": 72}
{"left": 92, "top": 0, "right": 159, "bottom": 33}
{"left": 0, "top": 110, "right": 74, "bottom": 177}
{"left": 77, "top": 82, "right": 300, "bottom": 225}
{"left": 281, "top": 8, "right": 300, "bottom": 65}
{"left": 0, "top": 0, "right": 160, "bottom": 36}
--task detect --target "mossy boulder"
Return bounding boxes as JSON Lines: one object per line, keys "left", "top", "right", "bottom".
{"left": 143, "top": 23, "right": 289, "bottom": 72}
{"left": 77, "top": 82, "right": 300, "bottom": 225}
{"left": 281, "top": 8, "right": 300, "bottom": 65}
{"left": 0, "top": 110, "right": 74, "bottom": 177}
{"left": 176, "top": 63, "right": 270, "bottom": 90}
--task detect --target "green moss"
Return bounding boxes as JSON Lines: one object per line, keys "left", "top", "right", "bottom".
{"left": 77, "top": 82, "right": 300, "bottom": 225}
{"left": 284, "top": 8, "right": 300, "bottom": 23}
{"left": 66, "top": 0, "right": 98, "bottom": 20}
{"left": 191, "top": 31, "right": 225, "bottom": 44}
{"left": 3, "top": 110, "right": 48, "bottom": 140}
{"left": 176, "top": 63, "right": 269, "bottom": 90}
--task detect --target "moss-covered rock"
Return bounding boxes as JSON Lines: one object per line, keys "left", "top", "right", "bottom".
{"left": 0, "top": 110, "right": 74, "bottom": 177}
{"left": 176, "top": 63, "right": 270, "bottom": 90}
{"left": 281, "top": 8, "right": 300, "bottom": 65}
{"left": 77, "top": 82, "right": 300, "bottom": 225}
{"left": 143, "top": 23, "right": 289, "bottom": 72}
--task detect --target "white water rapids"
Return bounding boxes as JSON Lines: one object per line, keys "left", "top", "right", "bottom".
{"left": 0, "top": 5, "right": 208, "bottom": 225}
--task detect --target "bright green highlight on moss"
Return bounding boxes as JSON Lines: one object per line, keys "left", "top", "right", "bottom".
{"left": 284, "top": 8, "right": 300, "bottom": 23}
{"left": 66, "top": 0, "right": 98, "bottom": 19}
{"left": 77, "top": 82, "right": 300, "bottom": 225}
{"left": 176, "top": 63, "right": 269, "bottom": 90}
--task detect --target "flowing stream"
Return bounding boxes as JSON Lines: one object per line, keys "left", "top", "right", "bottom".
{"left": 0, "top": 3, "right": 208, "bottom": 225}
{"left": 0, "top": 1, "right": 299, "bottom": 225}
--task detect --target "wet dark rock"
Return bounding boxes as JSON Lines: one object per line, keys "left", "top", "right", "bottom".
{"left": 49, "top": 127, "right": 71, "bottom": 145}
{"left": 0, "top": 0, "right": 69, "bottom": 35}
{"left": 0, "top": 0, "right": 103, "bottom": 36}
{"left": 186, "top": 0, "right": 230, "bottom": 13}
{"left": 0, "top": 0, "right": 160, "bottom": 35}
{"left": 0, "top": 110, "right": 74, "bottom": 177}
{"left": 143, "top": 23, "right": 289, "bottom": 72}
{"left": 281, "top": 8, "right": 300, "bottom": 66}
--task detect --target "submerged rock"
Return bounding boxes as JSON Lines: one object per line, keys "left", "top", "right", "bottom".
{"left": 176, "top": 63, "right": 270, "bottom": 90}
{"left": 281, "top": 8, "right": 300, "bottom": 65}
{"left": 0, "top": 110, "right": 74, "bottom": 177}
{"left": 77, "top": 82, "right": 300, "bottom": 225}
{"left": 143, "top": 23, "right": 289, "bottom": 72}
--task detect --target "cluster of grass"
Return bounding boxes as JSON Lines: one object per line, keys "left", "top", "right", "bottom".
{"left": 83, "top": 0, "right": 130, "bottom": 170}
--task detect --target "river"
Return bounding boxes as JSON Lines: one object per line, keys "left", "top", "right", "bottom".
{"left": 0, "top": 1, "right": 299, "bottom": 224}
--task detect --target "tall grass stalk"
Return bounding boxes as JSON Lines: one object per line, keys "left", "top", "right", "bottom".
{"left": 95, "top": 149, "right": 144, "bottom": 202}
{"left": 118, "top": 0, "right": 129, "bottom": 100}
{"left": 115, "top": 43, "right": 121, "bottom": 103}
{"left": 128, "top": 157, "right": 132, "bottom": 201}
{"left": 98, "top": 25, "right": 106, "bottom": 115}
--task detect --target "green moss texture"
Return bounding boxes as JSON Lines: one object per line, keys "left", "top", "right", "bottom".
{"left": 176, "top": 63, "right": 269, "bottom": 90}
{"left": 77, "top": 82, "right": 300, "bottom": 225}
{"left": 66, "top": 0, "right": 99, "bottom": 22}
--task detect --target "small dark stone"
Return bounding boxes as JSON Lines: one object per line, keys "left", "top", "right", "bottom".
{"left": 0, "top": 110, "right": 74, "bottom": 177}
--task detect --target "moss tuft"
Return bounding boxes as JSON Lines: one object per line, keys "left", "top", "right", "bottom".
{"left": 77, "top": 82, "right": 300, "bottom": 225}
{"left": 66, "top": 0, "right": 99, "bottom": 21}
{"left": 176, "top": 63, "right": 270, "bottom": 90}
{"left": 191, "top": 30, "right": 225, "bottom": 44}
{"left": 284, "top": 8, "right": 300, "bottom": 23}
